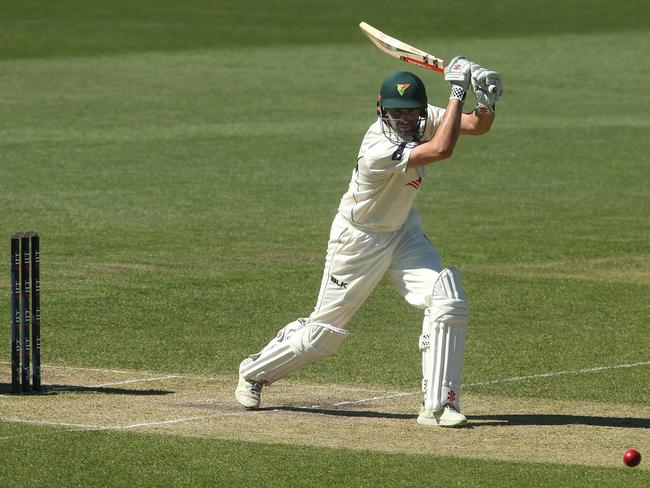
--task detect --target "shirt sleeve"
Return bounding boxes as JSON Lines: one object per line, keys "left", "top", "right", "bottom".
{"left": 364, "top": 138, "right": 415, "bottom": 175}
{"left": 363, "top": 105, "right": 445, "bottom": 174}
{"left": 424, "top": 105, "right": 445, "bottom": 139}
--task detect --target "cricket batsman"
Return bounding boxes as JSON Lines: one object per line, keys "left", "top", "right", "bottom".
{"left": 235, "top": 57, "right": 502, "bottom": 427}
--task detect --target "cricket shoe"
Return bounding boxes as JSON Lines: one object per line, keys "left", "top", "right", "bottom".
{"left": 235, "top": 358, "right": 263, "bottom": 409}
{"left": 416, "top": 403, "right": 468, "bottom": 427}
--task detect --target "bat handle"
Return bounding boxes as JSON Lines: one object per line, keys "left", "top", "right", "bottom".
{"left": 488, "top": 85, "right": 497, "bottom": 94}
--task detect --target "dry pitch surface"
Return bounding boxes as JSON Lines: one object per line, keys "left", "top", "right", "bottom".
{"left": 1, "top": 365, "right": 648, "bottom": 469}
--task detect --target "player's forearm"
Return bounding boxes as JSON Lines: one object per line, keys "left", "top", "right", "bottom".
{"left": 460, "top": 110, "right": 494, "bottom": 135}
{"left": 407, "top": 99, "right": 463, "bottom": 168}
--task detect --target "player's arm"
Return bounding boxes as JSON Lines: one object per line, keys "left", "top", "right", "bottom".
{"left": 408, "top": 56, "right": 472, "bottom": 169}
{"left": 461, "top": 63, "right": 503, "bottom": 135}
{"left": 460, "top": 110, "right": 494, "bottom": 135}
{"left": 408, "top": 99, "right": 464, "bottom": 168}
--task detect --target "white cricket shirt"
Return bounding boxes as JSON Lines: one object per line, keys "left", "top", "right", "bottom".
{"left": 337, "top": 104, "right": 445, "bottom": 232}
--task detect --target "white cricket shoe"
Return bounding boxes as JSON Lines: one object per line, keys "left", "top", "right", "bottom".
{"left": 417, "top": 403, "right": 468, "bottom": 427}
{"left": 235, "top": 359, "right": 263, "bottom": 409}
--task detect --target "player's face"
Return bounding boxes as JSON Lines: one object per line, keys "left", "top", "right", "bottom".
{"left": 385, "top": 108, "right": 422, "bottom": 139}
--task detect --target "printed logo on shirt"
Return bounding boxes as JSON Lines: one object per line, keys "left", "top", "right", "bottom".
{"left": 396, "top": 83, "right": 411, "bottom": 96}
{"left": 392, "top": 141, "right": 408, "bottom": 161}
{"left": 330, "top": 276, "right": 348, "bottom": 289}
{"left": 405, "top": 177, "right": 423, "bottom": 190}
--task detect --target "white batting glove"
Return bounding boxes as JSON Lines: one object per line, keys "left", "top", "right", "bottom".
{"left": 471, "top": 63, "right": 503, "bottom": 113}
{"left": 444, "top": 56, "right": 472, "bottom": 101}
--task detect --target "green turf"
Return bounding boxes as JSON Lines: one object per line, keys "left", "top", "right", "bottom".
{"left": 1, "top": 0, "right": 648, "bottom": 60}
{"left": 1, "top": 0, "right": 649, "bottom": 485}
{"left": 0, "top": 427, "right": 647, "bottom": 488}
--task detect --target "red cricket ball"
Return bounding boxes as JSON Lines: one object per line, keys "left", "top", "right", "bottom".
{"left": 623, "top": 449, "right": 641, "bottom": 467}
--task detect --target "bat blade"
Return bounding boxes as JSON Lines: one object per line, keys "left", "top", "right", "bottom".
{"left": 359, "top": 22, "right": 444, "bottom": 73}
{"left": 359, "top": 22, "right": 497, "bottom": 94}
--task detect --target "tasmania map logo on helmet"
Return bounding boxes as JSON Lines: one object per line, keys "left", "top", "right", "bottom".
{"left": 396, "top": 83, "right": 412, "bottom": 96}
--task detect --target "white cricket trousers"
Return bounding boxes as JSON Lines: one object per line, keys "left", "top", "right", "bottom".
{"left": 309, "top": 210, "right": 442, "bottom": 328}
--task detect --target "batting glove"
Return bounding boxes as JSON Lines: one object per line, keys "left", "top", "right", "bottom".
{"left": 445, "top": 56, "right": 472, "bottom": 101}
{"left": 471, "top": 63, "right": 503, "bottom": 113}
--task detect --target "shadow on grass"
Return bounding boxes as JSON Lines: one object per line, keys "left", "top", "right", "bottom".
{"left": 265, "top": 405, "right": 416, "bottom": 420}
{"left": 264, "top": 406, "right": 650, "bottom": 429}
{"left": 0, "top": 383, "right": 174, "bottom": 396}
{"left": 468, "top": 414, "right": 650, "bottom": 429}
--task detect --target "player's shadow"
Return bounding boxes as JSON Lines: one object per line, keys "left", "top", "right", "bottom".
{"left": 0, "top": 383, "right": 173, "bottom": 396}
{"left": 265, "top": 406, "right": 650, "bottom": 429}
{"left": 467, "top": 414, "right": 650, "bottom": 429}
{"left": 266, "top": 405, "right": 415, "bottom": 420}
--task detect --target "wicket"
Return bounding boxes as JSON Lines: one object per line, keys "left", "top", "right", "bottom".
{"left": 10, "top": 231, "right": 41, "bottom": 393}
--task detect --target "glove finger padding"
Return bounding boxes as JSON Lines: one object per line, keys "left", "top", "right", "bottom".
{"left": 471, "top": 63, "right": 503, "bottom": 111}
{"left": 482, "top": 71, "right": 503, "bottom": 99}
{"left": 444, "top": 56, "right": 472, "bottom": 91}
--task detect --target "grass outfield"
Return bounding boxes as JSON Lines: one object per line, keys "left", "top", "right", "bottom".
{"left": 1, "top": 428, "right": 647, "bottom": 488}
{"left": 1, "top": 0, "right": 649, "bottom": 486}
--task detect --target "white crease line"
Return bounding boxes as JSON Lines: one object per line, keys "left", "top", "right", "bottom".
{"left": 318, "top": 360, "right": 650, "bottom": 408}
{"left": 0, "top": 418, "right": 109, "bottom": 429}
{"left": 119, "top": 415, "right": 223, "bottom": 429}
{"left": 0, "top": 410, "right": 267, "bottom": 432}
{"left": 31, "top": 375, "right": 181, "bottom": 391}
{"left": 309, "top": 392, "right": 413, "bottom": 409}
{"left": 0, "top": 424, "right": 110, "bottom": 440}
{"left": 119, "top": 412, "right": 275, "bottom": 429}
{"left": 43, "top": 364, "right": 226, "bottom": 382}
{"left": 10, "top": 363, "right": 238, "bottom": 384}
{"left": 89, "top": 375, "right": 181, "bottom": 388}
{"left": 312, "top": 392, "right": 416, "bottom": 408}
{"left": 466, "top": 360, "right": 650, "bottom": 387}
{"left": 332, "top": 392, "right": 414, "bottom": 407}
{"left": 38, "top": 364, "right": 149, "bottom": 375}
{"left": 303, "top": 384, "right": 399, "bottom": 394}
{"left": 0, "top": 362, "right": 192, "bottom": 378}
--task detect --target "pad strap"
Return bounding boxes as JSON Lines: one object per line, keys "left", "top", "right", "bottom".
{"left": 240, "top": 320, "right": 349, "bottom": 385}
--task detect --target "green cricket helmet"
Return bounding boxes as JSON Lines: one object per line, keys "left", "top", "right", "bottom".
{"left": 377, "top": 71, "right": 428, "bottom": 143}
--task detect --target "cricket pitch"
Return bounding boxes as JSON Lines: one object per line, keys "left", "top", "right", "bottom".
{"left": 1, "top": 365, "right": 648, "bottom": 469}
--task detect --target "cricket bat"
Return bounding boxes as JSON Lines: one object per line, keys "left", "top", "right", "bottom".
{"left": 359, "top": 22, "right": 497, "bottom": 94}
